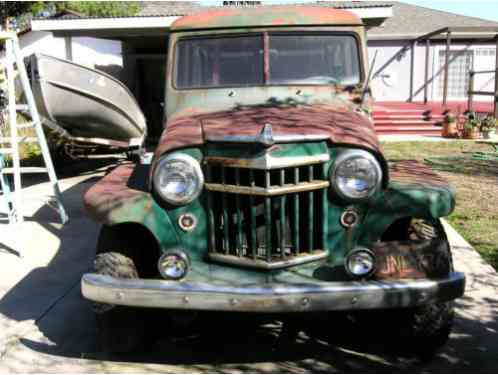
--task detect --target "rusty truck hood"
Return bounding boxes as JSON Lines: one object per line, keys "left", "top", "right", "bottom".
{"left": 155, "top": 104, "right": 381, "bottom": 158}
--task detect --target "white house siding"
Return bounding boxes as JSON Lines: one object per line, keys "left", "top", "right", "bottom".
{"left": 368, "top": 39, "right": 496, "bottom": 103}
{"left": 368, "top": 40, "right": 417, "bottom": 101}
{"left": 72, "top": 37, "right": 122, "bottom": 69}
{"left": 18, "top": 31, "right": 66, "bottom": 60}
{"left": 0, "top": 31, "right": 66, "bottom": 64}
{"left": 1, "top": 32, "right": 123, "bottom": 82}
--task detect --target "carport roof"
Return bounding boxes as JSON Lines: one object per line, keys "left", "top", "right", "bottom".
{"left": 31, "top": 1, "right": 392, "bottom": 37}
{"left": 31, "top": 1, "right": 498, "bottom": 40}
{"left": 169, "top": 5, "right": 363, "bottom": 31}
{"left": 137, "top": 1, "right": 393, "bottom": 16}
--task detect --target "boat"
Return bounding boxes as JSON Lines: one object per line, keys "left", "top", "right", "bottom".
{"left": 29, "top": 53, "right": 146, "bottom": 149}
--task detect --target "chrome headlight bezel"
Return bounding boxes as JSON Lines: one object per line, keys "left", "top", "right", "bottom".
{"left": 157, "top": 248, "right": 191, "bottom": 280}
{"left": 344, "top": 248, "right": 376, "bottom": 278}
{"left": 152, "top": 153, "right": 204, "bottom": 206}
{"left": 330, "top": 149, "right": 382, "bottom": 201}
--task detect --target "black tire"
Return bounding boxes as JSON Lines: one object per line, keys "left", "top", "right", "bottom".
{"left": 408, "top": 218, "right": 454, "bottom": 277}
{"left": 93, "top": 251, "right": 146, "bottom": 353}
{"left": 331, "top": 218, "right": 456, "bottom": 358}
{"left": 391, "top": 301, "right": 454, "bottom": 359}
{"left": 384, "top": 218, "right": 455, "bottom": 358}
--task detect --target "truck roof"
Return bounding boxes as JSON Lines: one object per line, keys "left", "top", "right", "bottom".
{"left": 170, "top": 5, "right": 363, "bottom": 32}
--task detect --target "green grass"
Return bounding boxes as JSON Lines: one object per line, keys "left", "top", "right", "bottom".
{"left": 382, "top": 141, "right": 498, "bottom": 270}
{"left": 1, "top": 114, "right": 42, "bottom": 164}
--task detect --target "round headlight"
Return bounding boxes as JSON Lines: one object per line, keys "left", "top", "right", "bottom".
{"left": 331, "top": 150, "right": 382, "bottom": 200}
{"left": 153, "top": 153, "right": 204, "bottom": 206}
{"left": 345, "top": 248, "right": 375, "bottom": 278}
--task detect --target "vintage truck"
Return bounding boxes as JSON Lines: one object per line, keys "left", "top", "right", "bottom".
{"left": 81, "top": 5, "right": 465, "bottom": 355}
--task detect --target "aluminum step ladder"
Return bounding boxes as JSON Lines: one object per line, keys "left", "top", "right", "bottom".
{"left": 0, "top": 31, "right": 68, "bottom": 224}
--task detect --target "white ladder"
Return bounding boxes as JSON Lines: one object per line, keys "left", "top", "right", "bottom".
{"left": 0, "top": 31, "right": 68, "bottom": 224}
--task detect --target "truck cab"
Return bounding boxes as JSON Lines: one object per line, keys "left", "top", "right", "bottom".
{"left": 82, "top": 6, "right": 465, "bottom": 355}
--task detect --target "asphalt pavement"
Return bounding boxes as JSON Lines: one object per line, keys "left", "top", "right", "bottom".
{"left": 0, "top": 159, "right": 497, "bottom": 373}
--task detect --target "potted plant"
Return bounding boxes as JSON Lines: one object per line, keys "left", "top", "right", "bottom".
{"left": 463, "top": 118, "right": 481, "bottom": 139}
{"left": 480, "top": 116, "right": 497, "bottom": 139}
{"left": 442, "top": 112, "right": 458, "bottom": 138}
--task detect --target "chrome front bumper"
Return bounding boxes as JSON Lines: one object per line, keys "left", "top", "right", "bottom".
{"left": 81, "top": 272, "right": 465, "bottom": 313}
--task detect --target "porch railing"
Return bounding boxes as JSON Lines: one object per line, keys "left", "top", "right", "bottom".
{"left": 467, "top": 68, "right": 498, "bottom": 118}
{"left": 372, "top": 27, "right": 498, "bottom": 110}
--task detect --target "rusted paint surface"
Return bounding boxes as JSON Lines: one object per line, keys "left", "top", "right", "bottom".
{"left": 155, "top": 117, "right": 204, "bottom": 157}
{"left": 373, "top": 237, "right": 451, "bottom": 280}
{"left": 374, "top": 240, "right": 435, "bottom": 279}
{"left": 170, "top": 5, "right": 362, "bottom": 31}
{"left": 389, "top": 160, "right": 451, "bottom": 188}
{"left": 83, "top": 164, "right": 146, "bottom": 223}
{"left": 155, "top": 104, "right": 380, "bottom": 158}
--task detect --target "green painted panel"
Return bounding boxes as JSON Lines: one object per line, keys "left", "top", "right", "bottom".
{"left": 104, "top": 144, "right": 455, "bottom": 279}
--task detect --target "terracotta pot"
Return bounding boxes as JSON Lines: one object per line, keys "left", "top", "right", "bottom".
{"left": 442, "top": 121, "right": 458, "bottom": 138}
{"left": 463, "top": 128, "right": 480, "bottom": 139}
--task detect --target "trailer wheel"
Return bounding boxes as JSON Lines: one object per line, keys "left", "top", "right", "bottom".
{"left": 93, "top": 251, "right": 145, "bottom": 353}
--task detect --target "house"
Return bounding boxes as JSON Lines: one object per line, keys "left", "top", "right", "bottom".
{"left": 1, "top": 10, "right": 123, "bottom": 70}
{"left": 27, "top": 1, "right": 498, "bottom": 137}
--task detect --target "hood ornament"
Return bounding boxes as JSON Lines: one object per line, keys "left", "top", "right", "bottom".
{"left": 257, "top": 123, "right": 275, "bottom": 147}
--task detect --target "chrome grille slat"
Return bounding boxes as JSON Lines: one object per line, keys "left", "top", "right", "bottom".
{"left": 234, "top": 168, "right": 243, "bottom": 257}
{"left": 293, "top": 167, "right": 300, "bottom": 255}
{"left": 205, "top": 159, "right": 328, "bottom": 269}
{"left": 308, "top": 165, "right": 314, "bottom": 251}
{"left": 279, "top": 169, "right": 286, "bottom": 259}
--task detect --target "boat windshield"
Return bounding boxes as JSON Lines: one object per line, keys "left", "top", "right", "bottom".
{"left": 174, "top": 33, "right": 361, "bottom": 89}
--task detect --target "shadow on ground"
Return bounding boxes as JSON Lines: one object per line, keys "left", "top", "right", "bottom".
{"left": 0, "top": 158, "right": 497, "bottom": 372}
{"left": 423, "top": 155, "right": 498, "bottom": 179}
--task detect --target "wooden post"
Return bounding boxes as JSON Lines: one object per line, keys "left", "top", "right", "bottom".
{"left": 64, "top": 36, "right": 73, "bottom": 61}
{"left": 424, "top": 39, "right": 430, "bottom": 104}
{"left": 495, "top": 35, "right": 498, "bottom": 118}
{"left": 443, "top": 31, "right": 451, "bottom": 107}
{"left": 409, "top": 40, "right": 415, "bottom": 102}
{"left": 468, "top": 70, "right": 474, "bottom": 113}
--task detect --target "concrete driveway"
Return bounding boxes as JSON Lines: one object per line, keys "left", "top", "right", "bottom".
{"left": 0, "top": 159, "right": 497, "bottom": 373}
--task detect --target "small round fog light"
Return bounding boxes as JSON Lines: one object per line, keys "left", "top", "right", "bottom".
{"left": 158, "top": 250, "right": 190, "bottom": 280}
{"left": 345, "top": 248, "right": 375, "bottom": 278}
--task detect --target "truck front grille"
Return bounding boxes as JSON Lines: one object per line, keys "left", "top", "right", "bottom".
{"left": 204, "top": 161, "right": 329, "bottom": 269}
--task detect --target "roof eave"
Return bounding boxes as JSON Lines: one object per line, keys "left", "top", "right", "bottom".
{"left": 31, "top": 6, "right": 392, "bottom": 33}
{"left": 368, "top": 31, "right": 498, "bottom": 41}
{"left": 31, "top": 16, "right": 180, "bottom": 32}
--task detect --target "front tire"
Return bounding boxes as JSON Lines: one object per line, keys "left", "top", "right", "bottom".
{"left": 93, "top": 251, "right": 146, "bottom": 353}
{"left": 384, "top": 218, "right": 456, "bottom": 358}
{"left": 388, "top": 302, "right": 454, "bottom": 359}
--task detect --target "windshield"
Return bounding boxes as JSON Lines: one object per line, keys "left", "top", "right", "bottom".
{"left": 174, "top": 33, "right": 361, "bottom": 89}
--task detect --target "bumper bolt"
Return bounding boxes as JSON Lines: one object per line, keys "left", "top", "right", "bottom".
{"left": 230, "top": 298, "right": 238, "bottom": 306}
{"left": 351, "top": 297, "right": 358, "bottom": 305}
{"left": 302, "top": 298, "right": 309, "bottom": 306}
{"left": 183, "top": 296, "right": 189, "bottom": 304}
